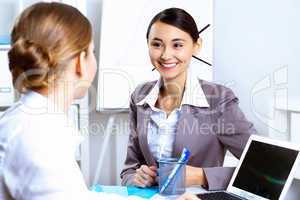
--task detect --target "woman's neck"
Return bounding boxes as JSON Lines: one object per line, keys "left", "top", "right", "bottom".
{"left": 161, "top": 71, "right": 187, "bottom": 97}
{"left": 157, "top": 71, "right": 187, "bottom": 114}
{"left": 35, "top": 83, "right": 74, "bottom": 113}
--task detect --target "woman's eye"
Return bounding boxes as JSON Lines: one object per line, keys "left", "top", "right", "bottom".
{"left": 174, "top": 43, "right": 183, "bottom": 48}
{"left": 151, "top": 42, "right": 162, "bottom": 48}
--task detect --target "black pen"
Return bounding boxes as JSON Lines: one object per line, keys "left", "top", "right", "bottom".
{"left": 192, "top": 55, "right": 212, "bottom": 66}
{"left": 199, "top": 24, "right": 210, "bottom": 35}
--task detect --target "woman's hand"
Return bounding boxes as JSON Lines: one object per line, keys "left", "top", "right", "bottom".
{"left": 177, "top": 193, "right": 201, "bottom": 200}
{"left": 133, "top": 165, "right": 157, "bottom": 187}
{"left": 186, "top": 165, "right": 207, "bottom": 187}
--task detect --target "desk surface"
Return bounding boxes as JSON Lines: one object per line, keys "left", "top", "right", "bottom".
{"left": 94, "top": 178, "right": 300, "bottom": 200}
{"left": 151, "top": 179, "right": 300, "bottom": 200}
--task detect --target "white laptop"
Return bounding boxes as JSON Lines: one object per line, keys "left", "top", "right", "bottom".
{"left": 197, "top": 135, "right": 300, "bottom": 200}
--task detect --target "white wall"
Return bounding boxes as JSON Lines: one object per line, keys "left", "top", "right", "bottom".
{"left": 214, "top": 0, "right": 300, "bottom": 137}
{"left": 86, "top": 0, "right": 130, "bottom": 186}
{"left": 288, "top": 0, "right": 300, "bottom": 98}
{"left": 87, "top": 0, "right": 300, "bottom": 186}
{"left": 0, "top": 1, "right": 17, "bottom": 36}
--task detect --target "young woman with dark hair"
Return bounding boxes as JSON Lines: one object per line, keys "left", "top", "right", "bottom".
{"left": 121, "top": 8, "right": 256, "bottom": 191}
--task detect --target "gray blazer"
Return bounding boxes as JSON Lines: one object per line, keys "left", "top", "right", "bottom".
{"left": 120, "top": 79, "right": 256, "bottom": 190}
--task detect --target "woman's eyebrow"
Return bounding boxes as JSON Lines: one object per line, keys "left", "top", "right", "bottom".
{"left": 172, "top": 38, "right": 186, "bottom": 42}
{"left": 152, "top": 37, "right": 163, "bottom": 42}
{"left": 151, "top": 38, "right": 186, "bottom": 43}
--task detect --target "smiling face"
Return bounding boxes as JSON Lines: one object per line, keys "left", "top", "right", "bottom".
{"left": 147, "top": 21, "right": 200, "bottom": 82}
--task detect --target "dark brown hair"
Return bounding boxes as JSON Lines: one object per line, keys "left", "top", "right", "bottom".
{"left": 8, "top": 2, "right": 92, "bottom": 93}
{"left": 146, "top": 8, "right": 199, "bottom": 43}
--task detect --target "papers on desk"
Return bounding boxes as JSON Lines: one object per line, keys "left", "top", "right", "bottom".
{"left": 91, "top": 185, "right": 158, "bottom": 199}
{"left": 91, "top": 185, "right": 209, "bottom": 200}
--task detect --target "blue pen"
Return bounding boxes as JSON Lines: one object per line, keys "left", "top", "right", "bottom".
{"left": 160, "top": 148, "right": 190, "bottom": 193}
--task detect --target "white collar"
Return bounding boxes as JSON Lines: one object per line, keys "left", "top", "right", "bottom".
{"left": 20, "top": 90, "right": 66, "bottom": 115}
{"left": 137, "top": 73, "right": 210, "bottom": 108}
{"left": 19, "top": 91, "right": 84, "bottom": 143}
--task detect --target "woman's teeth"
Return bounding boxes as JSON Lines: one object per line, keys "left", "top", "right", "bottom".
{"left": 161, "top": 63, "right": 177, "bottom": 68}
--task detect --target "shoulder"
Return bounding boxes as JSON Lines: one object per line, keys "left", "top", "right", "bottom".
{"left": 0, "top": 103, "right": 68, "bottom": 153}
{"left": 0, "top": 102, "right": 27, "bottom": 144}
{"left": 0, "top": 104, "right": 40, "bottom": 168}
{"left": 1, "top": 108, "right": 74, "bottom": 169}
{"left": 130, "top": 80, "right": 157, "bottom": 104}
{"left": 199, "top": 79, "right": 238, "bottom": 108}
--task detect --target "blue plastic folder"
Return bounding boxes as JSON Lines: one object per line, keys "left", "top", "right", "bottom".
{"left": 91, "top": 185, "right": 158, "bottom": 199}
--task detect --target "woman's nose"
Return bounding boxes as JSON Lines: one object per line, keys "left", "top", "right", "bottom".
{"left": 160, "top": 47, "right": 173, "bottom": 60}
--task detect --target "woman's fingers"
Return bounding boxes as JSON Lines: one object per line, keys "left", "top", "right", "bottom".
{"left": 133, "top": 173, "right": 146, "bottom": 187}
{"left": 177, "top": 193, "right": 201, "bottom": 200}
{"left": 149, "top": 165, "right": 158, "bottom": 171}
{"left": 141, "top": 165, "right": 157, "bottom": 177}
{"left": 137, "top": 168, "right": 155, "bottom": 186}
{"left": 134, "top": 165, "right": 157, "bottom": 187}
{"left": 139, "top": 172, "right": 155, "bottom": 185}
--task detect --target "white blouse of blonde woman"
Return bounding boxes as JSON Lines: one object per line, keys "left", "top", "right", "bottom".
{"left": 0, "top": 2, "right": 199, "bottom": 200}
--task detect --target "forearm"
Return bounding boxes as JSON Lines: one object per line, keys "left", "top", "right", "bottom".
{"left": 186, "top": 166, "right": 207, "bottom": 187}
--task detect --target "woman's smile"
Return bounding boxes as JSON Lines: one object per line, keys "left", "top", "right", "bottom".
{"left": 159, "top": 61, "right": 179, "bottom": 70}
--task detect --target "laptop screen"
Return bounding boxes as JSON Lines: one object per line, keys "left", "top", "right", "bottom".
{"left": 232, "top": 140, "right": 299, "bottom": 200}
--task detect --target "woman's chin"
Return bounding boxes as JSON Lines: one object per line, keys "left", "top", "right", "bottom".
{"left": 159, "top": 71, "right": 183, "bottom": 81}
{"left": 74, "top": 89, "right": 88, "bottom": 100}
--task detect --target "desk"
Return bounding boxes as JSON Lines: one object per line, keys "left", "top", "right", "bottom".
{"left": 93, "top": 179, "right": 300, "bottom": 200}
{"left": 91, "top": 185, "right": 206, "bottom": 199}
{"left": 91, "top": 185, "right": 158, "bottom": 199}
{"left": 150, "top": 187, "right": 207, "bottom": 200}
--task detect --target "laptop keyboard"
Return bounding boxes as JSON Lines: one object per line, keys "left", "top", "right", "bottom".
{"left": 197, "top": 192, "right": 243, "bottom": 200}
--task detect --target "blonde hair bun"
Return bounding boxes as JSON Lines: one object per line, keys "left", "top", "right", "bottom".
{"left": 8, "top": 2, "right": 92, "bottom": 93}
{"left": 9, "top": 37, "right": 53, "bottom": 92}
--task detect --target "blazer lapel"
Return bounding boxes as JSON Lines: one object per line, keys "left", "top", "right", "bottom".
{"left": 172, "top": 106, "right": 209, "bottom": 158}
{"left": 137, "top": 105, "right": 157, "bottom": 166}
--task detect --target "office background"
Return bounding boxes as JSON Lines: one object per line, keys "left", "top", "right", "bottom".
{"left": 96, "top": 0, "right": 213, "bottom": 110}
{"left": 87, "top": 0, "right": 300, "bottom": 186}
{"left": 0, "top": 0, "right": 299, "bottom": 187}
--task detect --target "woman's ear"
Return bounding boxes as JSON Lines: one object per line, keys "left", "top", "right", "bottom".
{"left": 193, "top": 38, "right": 202, "bottom": 55}
{"left": 75, "top": 51, "right": 87, "bottom": 78}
